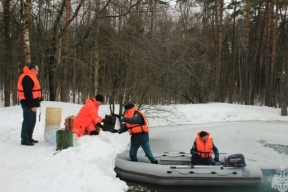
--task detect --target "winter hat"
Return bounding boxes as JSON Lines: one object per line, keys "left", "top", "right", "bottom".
{"left": 124, "top": 103, "right": 134, "bottom": 110}
{"left": 95, "top": 94, "right": 104, "bottom": 102}
{"left": 199, "top": 131, "right": 207, "bottom": 138}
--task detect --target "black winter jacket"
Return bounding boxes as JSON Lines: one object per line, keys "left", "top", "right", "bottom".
{"left": 20, "top": 75, "right": 41, "bottom": 108}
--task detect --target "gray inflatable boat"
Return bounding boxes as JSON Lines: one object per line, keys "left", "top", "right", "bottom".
{"left": 115, "top": 151, "right": 262, "bottom": 186}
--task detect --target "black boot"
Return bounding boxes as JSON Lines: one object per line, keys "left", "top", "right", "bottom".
{"left": 21, "top": 140, "right": 34, "bottom": 146}
{"left": 29, "top": 138, "right": 38, "bottom": 143}
{"left": 90, "top": 130, "right": 99, "bottom": 135}
{"left": 151, "top": 160, "right": 158, "bottom": 164}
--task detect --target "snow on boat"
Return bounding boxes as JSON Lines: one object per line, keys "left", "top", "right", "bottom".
{"left": 115, "top": 151, "right": 262, "bottom": 186}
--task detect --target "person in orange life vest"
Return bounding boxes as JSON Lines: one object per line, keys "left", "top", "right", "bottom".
{"left": 17, "top": 65, "right": 42, "bottom": 146}
{"left": 112, "top": 103, "right": 158, "bottom": 164}
{"left": 190, "top": 131, "right": 219, "bottom": 165}
{"left": 72, "top": 94, "right": 112, "bottom": 137}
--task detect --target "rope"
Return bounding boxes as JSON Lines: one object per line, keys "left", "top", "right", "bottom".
{"left": 153, "top": 154, "right": 191, "bottom": 158}
{"left": 168, "top": 170, "right": 192, "bottom": 175}
{"left": 168, "top": 170, "right": 237, "bottom": 176}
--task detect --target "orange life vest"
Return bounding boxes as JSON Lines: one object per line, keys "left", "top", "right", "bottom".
{"left": 125, "top": 109, "right": 149, "bottom": 134}
{"left": 195, "top": 131, "right": 214, "bottom": 158}
{"left": 17, "top": 66, "right": 42, "bottom": 100}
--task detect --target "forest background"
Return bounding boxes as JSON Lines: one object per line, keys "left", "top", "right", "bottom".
{"left": 1, "top": 0, "right": 288, "bottom": 115}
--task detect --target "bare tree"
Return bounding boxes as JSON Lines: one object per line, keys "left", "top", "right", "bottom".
{"left": 59, "top": 0, "right": 71, "bottom": 102}
{"left": 2, "top": 0, "right": 13, "bottom": 106}
{"left": 21, "top": 0, "right": 32, "bottom": 66}
{"left": 214, "top": 0, "right": 223, "bottom": 102}
{"left": 1, "top": 0, "right": 288, "bottom": 110}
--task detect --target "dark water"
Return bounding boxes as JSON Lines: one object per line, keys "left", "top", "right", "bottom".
{"left": 263, "top": 143, "right": 288, "bottom": 156}
{"left": 122, "top": 169, "right": 280, "bottom": 192}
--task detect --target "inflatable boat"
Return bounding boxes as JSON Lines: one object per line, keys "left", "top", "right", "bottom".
{"left": 115, "top": 151, "right": 262, "bottom": 186}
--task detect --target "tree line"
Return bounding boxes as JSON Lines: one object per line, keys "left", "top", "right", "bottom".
{"left": 0, "top": 0, "right": 288, "bottom": 115}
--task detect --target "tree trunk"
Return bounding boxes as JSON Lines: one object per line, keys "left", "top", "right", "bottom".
{"left": 271, "top": 4, "right": 278, "bottom": 107}
{"left": 265, "top": 1, "right": 273, "bottom": 107}
{"left": 60, "top": 0, "right": 71, "bottom": 102}
{"left": 250, "top": 6, "right": 261, "bottom": 105}
{"left": 48, "top": 38, "right": 57, "bottom": 101}
{"left": 280, "top": 5, "right": 287, "bottom": 115}
{"left": 214, "top": 0, "right": 223, "bottom": 102}
{"left": 94, "top": 0, "right": 100, "bottom": 96}
{"left": 94, "top": 41, "right": 100, "bottom": 96}
{"left": 3, "top": 0, "right": 12, "bottom": 107}
{"left": 281, "top": 70, "right": 288, "bottom": 116}
{"left": 21, "top": 0, "right": 32, "bottom": 66}
{"left": 244, "top": 0, "right": 250, "bottom": 105}
{"left": 229, "top": 2, "right": 237, "bottom": 103}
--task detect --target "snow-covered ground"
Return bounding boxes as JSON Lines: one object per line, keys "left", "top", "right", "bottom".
{"left": 0, "top": 101, "right": 287, "bottom": 192}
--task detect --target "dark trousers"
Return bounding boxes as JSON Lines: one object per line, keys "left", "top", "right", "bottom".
{"left": 191, "top": 154, "right": 216, "bottom": 165}
{"left": 130, "top": 141, "right": 156, "bottom": 163}
{"left": 21, "top": 103, "right": 36, "bottom": 143}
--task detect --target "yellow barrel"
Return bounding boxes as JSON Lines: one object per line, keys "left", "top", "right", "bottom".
{"left": 45, "top": 107, "right": 62, "bottom": 125}
{"left": 44, "top": 107, "right": 62, "bottom": 142}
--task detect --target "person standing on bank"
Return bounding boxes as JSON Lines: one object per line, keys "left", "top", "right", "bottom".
{"left": 17, "top": 65, "right": 42, "bottom": 146}
{"left": 113, "top": 103, "right": 158, "bottom": 164}
{"left": 190, "top": 131, "right": 219, "bottom": 165}
{"left": 72, "top": 94, "right": 112, "bottom": 137}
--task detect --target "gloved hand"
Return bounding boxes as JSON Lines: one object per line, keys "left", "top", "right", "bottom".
{"left": 112, "top": 129, "right": 119, "bottom": 133}
{"left": 214, "top": 156, "right": 219, "bottom": 162}
{"left": 112, "top": 113, "right": 122, "bottom": 119}
{"left": 96, "top": 123, "right": 103, "bottom": 128}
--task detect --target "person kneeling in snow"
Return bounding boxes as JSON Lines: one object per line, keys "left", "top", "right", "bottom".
{"left": 72, "top": 94, "right": 112, "bottom": 137}
{"left": 190, "top": 131, "right": 219, "bottom": 165}
{"left": 112, "top": 103, "right": 158, "bottom": 164}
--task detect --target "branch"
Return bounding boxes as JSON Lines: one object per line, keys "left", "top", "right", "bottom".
{"left": 58, "top": 0, "right": 87, "bottom": 38}
{"left": 103, "top": 0, "right": 142, "bottom": 18}
{"left": 138, "top": 80, "right": 157, "bottom": 110}
{"left": 177, "top": 91, "right": 195, "bottom": 104}
{"left": 71, "top": 0, "right": 142, "bottom": 51}
{"left": 53, "top": 0, "right": 66, "bottom": 33}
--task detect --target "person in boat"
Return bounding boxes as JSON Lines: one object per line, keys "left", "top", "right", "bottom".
{"left": 190, "top": 131, "right": 219, "bottom": 165}
{"left": 112, "top": 103, "right": 158, "bottom": 164}
{"left": 72, "top": 94, "right": 113, "bottom": 137}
